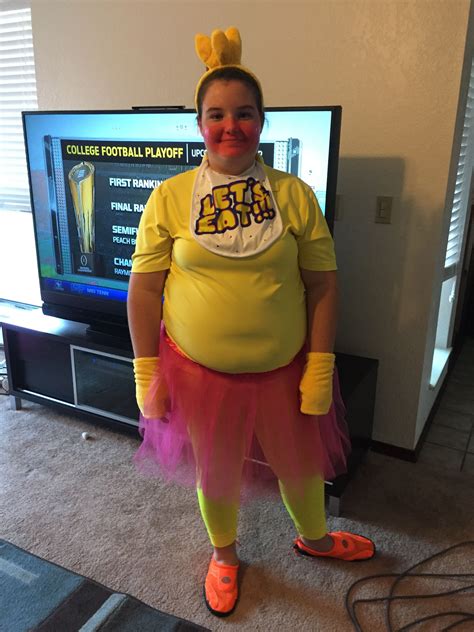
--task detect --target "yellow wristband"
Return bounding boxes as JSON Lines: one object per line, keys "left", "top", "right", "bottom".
{"left": 133, "top": 356, "right": 160, "bottom": 415}
{"left": 299, "top": 352, "right": 335, "bottom": 416}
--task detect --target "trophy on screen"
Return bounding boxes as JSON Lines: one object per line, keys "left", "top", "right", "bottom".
{"left": 68, "top": 161, "right": 96, "bottom": 274}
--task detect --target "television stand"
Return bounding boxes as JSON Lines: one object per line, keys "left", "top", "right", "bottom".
{"left": 1, "top": 307, "right": 377, "bottom": 516}
{"left": 85, "top": 321, "right": 132, "bottom": 345}
{"left": 1, "top": 308, "right": 138, "bottom": 430}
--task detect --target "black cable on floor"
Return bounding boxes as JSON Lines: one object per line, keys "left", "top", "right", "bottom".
{"left": 398, "top": 609, "right": 474, "bottom": 631}
{"left": 443, "top": 615, "right": 474, "bottom": 631}
{"left": 345, "top": 541, "right": 474, "bottom": 631}
{"left": 385, "top": 542, "right": 474, "bottom": 631}
{"left": 346, "top": 573, "right": 474, "bottom": 631}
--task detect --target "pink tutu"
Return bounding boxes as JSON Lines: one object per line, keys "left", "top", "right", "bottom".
{"left": 133, "top": 332, "right": 351, "bottom": 503}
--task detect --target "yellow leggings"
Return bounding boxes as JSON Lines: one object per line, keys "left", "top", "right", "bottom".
{"left": 197, "top": 475, "right": 327, "bottom": 548}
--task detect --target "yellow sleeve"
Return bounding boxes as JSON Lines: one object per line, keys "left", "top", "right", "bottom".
{"left": 131, "top": 186, "right": 172, "bottom": 273}
{"left": 296, "top": 184, "right": 337, "bottom": 271}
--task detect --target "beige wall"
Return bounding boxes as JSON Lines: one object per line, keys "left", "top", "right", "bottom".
{"left": 31, "top": 0, "right": 472, "bottom": 449}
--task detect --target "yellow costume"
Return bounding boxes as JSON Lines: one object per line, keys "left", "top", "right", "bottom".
{"left": 131, "top": 162, "right": 336, "bottom": 373}
{"left": 130, "top": 26, "right": 373, "bottom": 620}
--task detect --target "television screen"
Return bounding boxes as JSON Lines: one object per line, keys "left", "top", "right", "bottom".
{"left": 22, "top": 107, "right": 341, "bottom": 335}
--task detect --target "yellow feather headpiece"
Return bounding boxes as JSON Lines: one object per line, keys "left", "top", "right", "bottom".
{"left": 194, "top": 27, "right": 263, "bottom": 111}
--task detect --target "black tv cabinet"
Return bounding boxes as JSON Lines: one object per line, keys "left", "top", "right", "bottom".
{"left": 1, "top": 307, "right": 377, "bottom": 516}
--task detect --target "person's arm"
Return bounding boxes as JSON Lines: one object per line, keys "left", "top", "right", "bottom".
{"left": 127, "top": 270, "right": 168, "bottom": 416}
{"left": 300, "top": 269, "right": 338, "bottom": 352}
{"left": 127, "top": 270, "right": 168, "bottom": 358}
{"left": 299, "top": 269, "right": 338, "bottom": 415}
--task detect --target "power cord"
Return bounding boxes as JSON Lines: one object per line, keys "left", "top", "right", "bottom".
{"left": 345, "top": 541, "right": 474, "bottom": 631}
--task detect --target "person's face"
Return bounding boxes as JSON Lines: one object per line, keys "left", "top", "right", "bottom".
{"left": 198, "top": 79, "right": 262, "bottom": 175}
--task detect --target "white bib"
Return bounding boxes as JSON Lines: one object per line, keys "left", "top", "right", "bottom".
{"left": 190, "top": 157, "right": 283, "bottom": 258}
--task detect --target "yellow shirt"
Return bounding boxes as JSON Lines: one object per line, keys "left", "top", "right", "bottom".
{"left": 131, "top": 163, "right": 337, "bottom": 373}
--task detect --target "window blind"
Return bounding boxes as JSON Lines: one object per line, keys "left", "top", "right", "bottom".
{"left": 0, "top": 6, "right": 37, "bottom": 212}
{"left": 445, "top": 58, "right": 474, "bottom": 274}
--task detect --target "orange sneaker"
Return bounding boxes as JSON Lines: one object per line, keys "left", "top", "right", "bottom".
{"left": 294, "top": 532, "right": 375, "bottom": 561}
{"left": 203, "top": 557, "right": 239, "bottom": 617}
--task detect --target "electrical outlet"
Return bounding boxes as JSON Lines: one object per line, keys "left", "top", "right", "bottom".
{"left": 375, "top": 196, "right": 393, "bottom": 224}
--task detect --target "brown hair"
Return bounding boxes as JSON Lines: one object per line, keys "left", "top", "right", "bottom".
{"left": 196, "top": 66, "right": 265, "bottom": 127}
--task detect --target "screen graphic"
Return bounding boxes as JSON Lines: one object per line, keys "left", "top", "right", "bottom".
{"left": 23, "top": 109, "right": 340, "bottom": 312}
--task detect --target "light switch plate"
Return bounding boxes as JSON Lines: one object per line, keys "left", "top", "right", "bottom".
{"left": 375, "top": 196, "right": 393, "bottom": 224}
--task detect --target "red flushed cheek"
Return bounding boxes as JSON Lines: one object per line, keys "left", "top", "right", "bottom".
{"left": 243, "top": 123, "right": 261, "bottom": 145}
{"left": 231, "top": 122, "right": 261, "bottom": 151}
{"left": 201, "top": 127, "right": 220, "bottom": 149}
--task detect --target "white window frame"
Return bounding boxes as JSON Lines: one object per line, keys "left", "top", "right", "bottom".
{"left": 0, "top": 3, "right": 38, "bottom": 213}
{"left": 430, "top": 56, "right": 474, "bottom": 388}
{"left": 0, "top": 2, "right": 41, "bottom": 306}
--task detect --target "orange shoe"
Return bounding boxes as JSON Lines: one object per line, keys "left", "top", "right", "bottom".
{"left": 203, "top": 557, "right": 239, "bottom": 617}
{"left": 294, "top": 532, "right": 375, "bottom": 561}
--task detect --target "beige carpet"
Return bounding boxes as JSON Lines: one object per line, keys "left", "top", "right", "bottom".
{"left": 1, "top": 394, "right": 473, "bottom": 631}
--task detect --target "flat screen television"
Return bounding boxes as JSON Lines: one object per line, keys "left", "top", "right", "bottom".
{"left": 22, "top": 106, "right": 342, "bottom": 339}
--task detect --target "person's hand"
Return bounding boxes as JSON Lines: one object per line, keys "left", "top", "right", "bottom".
{"left": 299, "top": 352, "right": 335, "bottom": 415}
{"left": 133, "top": 356, "right": 169, "bottom": 418}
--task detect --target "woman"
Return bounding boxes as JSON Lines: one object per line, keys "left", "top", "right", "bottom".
{"left": 127, "top": 27, "right": 375, "bottom": 618}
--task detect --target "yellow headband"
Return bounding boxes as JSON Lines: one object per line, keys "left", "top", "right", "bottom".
{"left": 194, "top": 26, "right": 263, "bottom": 112}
